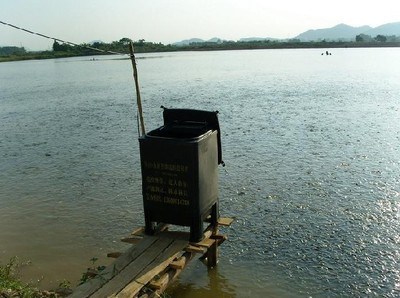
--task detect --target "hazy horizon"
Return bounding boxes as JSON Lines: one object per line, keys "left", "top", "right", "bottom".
{"left": 1, "top": 0, "right": 400, "bottom": 51}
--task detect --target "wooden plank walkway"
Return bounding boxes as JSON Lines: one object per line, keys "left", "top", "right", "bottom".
{"left": 70, "top": 218, "right": 233, "bottom": 298}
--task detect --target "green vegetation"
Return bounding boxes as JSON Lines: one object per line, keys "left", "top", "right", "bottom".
{"left": 1, "top": 35, "right": 400, "bottom": 62}
{"left": 52, "top": 38, "right": 176, "bottom": 55}
{"left": 0, "top": 257, "right": 71, "bottom": 297}
{"left": 180, "top": 38, "right": 400, "bottom": 51}
{"left": 0, "top": 46, "right": 26, "bottom": 56}
{"left": 78, "top": 257, "right": 106, "bottom": 285}
{"left": 355, "top": 33, "right": 400, "bottom": 43}
{"left": 0, "top": 257, "right": 45, "bottom": 297}
{"left": 0, "top": 255, "right": 108, "bottom": 297}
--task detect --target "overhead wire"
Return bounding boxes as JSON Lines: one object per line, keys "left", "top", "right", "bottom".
{"left": 0, "top": 20, "right": 130, "bottom": 56}
{"left": 1, "top": 20, "right": 146, "bottom": 135}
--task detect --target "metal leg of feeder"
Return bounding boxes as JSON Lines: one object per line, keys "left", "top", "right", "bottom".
{"left": 144, "top": 213, "right": 156, "bottom": 235}
{"left": 190, "top": 217, "right": 204, "bottom": 243}
{"left": 207, "top": 239, "right": 218, "bottom": 268}
{"left": 210, "top": 201, "right": 219, "bottom": 229}
{"left": 207, "top": 201, "right": 219, "bottom": 268}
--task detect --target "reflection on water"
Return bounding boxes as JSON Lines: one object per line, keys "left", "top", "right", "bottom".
{"left": 167, "top": 264, "right": 236, "bottom": 298}
{"left": 1, "top": 49, "right": 400, "bottom": 296}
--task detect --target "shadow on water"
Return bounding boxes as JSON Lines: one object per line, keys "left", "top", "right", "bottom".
{"left": 166, "top": 265, "right": 236, "bottom": 298}
{"left": 166, "top": 261, "right": 296, "bottom": 298}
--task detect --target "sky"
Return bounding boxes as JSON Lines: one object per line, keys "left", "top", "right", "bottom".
{"left": 1, "top": 0, "right": 400, "bottom": 51}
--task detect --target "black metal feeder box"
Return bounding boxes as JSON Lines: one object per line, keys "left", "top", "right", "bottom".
{"left": 139, "top": 108, "right": 223, "bottom": 242}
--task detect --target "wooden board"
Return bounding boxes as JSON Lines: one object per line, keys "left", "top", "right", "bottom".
{"left": 218, "top": 217, "right": 234, "bottom": 226}
{"left": 92, "top": 237, "right": 174, "bottom": 297}
{"left": 184, "top": 244, "right": 207, "bottom": 254}
{"left": 131, "top": 227, "right": 145, "bottom": 236}
{"left": 71, "top": 221, "right": 231, "bottom": 297}
{"left": 115, "top": 238, "right": 187, "bottom": 297}
{"left": 70, "top": 236, "right": 158, "bottom": 298}
{"left": 120, "top": 236, "right": 143, "bottom": 244}
{"left": 196, "top": 238, "right": 215, "bottom": 248}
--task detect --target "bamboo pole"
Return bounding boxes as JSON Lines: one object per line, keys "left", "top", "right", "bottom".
{"left": 129, "top": 42, "right": 146, "bottom": 136}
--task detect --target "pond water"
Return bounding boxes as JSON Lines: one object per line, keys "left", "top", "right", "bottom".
{"left": 1, "top": 48, "right": 400, "bottom": 297}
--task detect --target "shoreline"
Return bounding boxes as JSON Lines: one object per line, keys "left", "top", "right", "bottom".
{"left": 1, "top": 42, "right": 400, "bottom": 63}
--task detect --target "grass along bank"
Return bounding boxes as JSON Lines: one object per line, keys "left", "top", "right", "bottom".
{"left": 0, "top": 257, "right": 72, "bottom": 298}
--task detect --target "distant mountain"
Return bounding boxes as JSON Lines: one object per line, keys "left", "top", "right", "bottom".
{"left": 89, "top": 40, "right": 104, "bottom": 45}
{"left": 364, "top": 22, "right": 400, "bottom": 36}
{"left": 294, "top": 23, "right": 372, "bottom": 41}
{"left": 173, "top": 37, "right": 223, "bottom": 46}
{"left": 173, "top": 22, "right": 400, "bottom": 45}
{"left": 173, "top": 38, "right": 204, "bottom": 46}
{"left": 207, "top": 37, "right": 223, "bottom": 43}
{"left": 294, "top": 22, "right": 400, "bottom": 41}
{"left": 239, "top": 37, "right": 277, "bottom": 42}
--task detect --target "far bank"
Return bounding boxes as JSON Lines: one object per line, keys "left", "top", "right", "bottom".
{"left": 1, "top": 40, "right": 400, "bottom": 63}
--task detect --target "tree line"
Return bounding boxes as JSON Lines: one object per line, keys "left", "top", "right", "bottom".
{"left": 355, "top": 34, "right": 400, "bottom": 43}
{"left": 52, "top": 38, "right": 176, "bottom": 55}
{"left": 0, "top": 46, "right": 26, "bottom": 56}
{"left": 1, "top": 35, "right": 400, "bottom": 62}
{"left": 51, "top": 35, "right": 400, "bottom": 56}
